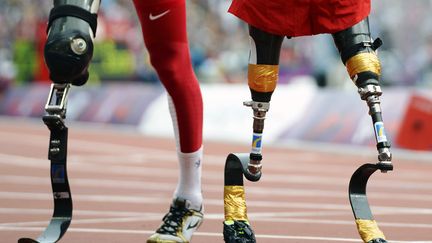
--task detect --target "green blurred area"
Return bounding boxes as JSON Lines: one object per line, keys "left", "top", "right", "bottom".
{"left": 12, "top": 40, "right": 137, "bottom": 85}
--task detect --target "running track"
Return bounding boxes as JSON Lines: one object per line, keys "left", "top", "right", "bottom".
{"left": 0, "top": 117, "right": 431, "bottom": 243}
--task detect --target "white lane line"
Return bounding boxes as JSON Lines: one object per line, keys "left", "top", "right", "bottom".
{"left": 1, "top": 130, "right": 431, "bottom": 178}
{"left": 253, "top": 217, "right": 432, "bottom": 229}
{"left": 1, "top": 165, "right": 432, "bottom": 203}
{"left": 2, "top": 117, "right": 432, "bottom": 164}
{"left": 0, "top": 209, "right": 345, "bottom": 225}
{"left": 2, "top": 130, "right": 432, "bottom": 185}
{"left": 2, "top": 213, "right": 432, "bottom": 231}
{"left": 2, "top": 176, "right": 432, "bottom": 203}
{"left": 0, "top": 135, "right": 357, "bottom": 173}
{"left": 0, "top": 173, "right": 432, "bottom": 202}
{"left": 0, "top": 153, "right": 181, "bottom": 177}
{"left": 0, "top": 212, "right": 345, "bottom": 227}
{"left": 0, "top": 175, "right": 427, "bottom": 203}
{"left": 275, "top": 139, "right": 432, "bottom": 163}
{"left": 1, "top": 208, "right": 342, "bottom": 218}
{"left": 0, "top": 226, "right": 430, "bottom": 243}
{"left": 0, "top": 207, "right": 157, "bottom": 217}
{"left": 3, "top": 162, "right": 432, "bottom": 194}
{"left": 1, "top": 192, "right": 432, "bottom": 216}
{"left": 1, "top": 215, "right": 162, "bottom": 227}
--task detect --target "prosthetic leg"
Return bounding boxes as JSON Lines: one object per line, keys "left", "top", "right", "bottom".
{"left": 18, "top": 1, "right": 99, "bottom": 242}
{"left": 18, "top": 84, "right": 72, "bottom": 243}
{"left": 333, "top": 18, "right": 393, "bottom": 243}
{"left": 223, "top": 27, "right": 284, "bottom": 243}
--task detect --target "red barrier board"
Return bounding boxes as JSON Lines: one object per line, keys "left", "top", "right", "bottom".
{"left": 396, "top": 94, "right": 432, "bottom": 151}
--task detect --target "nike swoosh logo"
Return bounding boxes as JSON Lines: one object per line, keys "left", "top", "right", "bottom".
{"left": 186, "top": 220, "right": 200, "bottom": 230}
{"left": 149, "top": 10, "right": 170, "bottom": 21}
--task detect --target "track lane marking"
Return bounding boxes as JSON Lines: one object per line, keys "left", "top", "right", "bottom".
{"left": 0, "top": 226, "right": 430, "bottom": 242}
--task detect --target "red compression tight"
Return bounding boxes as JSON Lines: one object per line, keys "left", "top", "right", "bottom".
{"left": 133, "top": 0, "right": 203, "bottom": 153}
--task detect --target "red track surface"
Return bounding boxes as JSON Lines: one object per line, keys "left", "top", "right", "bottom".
{"left": 0, "top": 117, "right": 431, "bottom": 243}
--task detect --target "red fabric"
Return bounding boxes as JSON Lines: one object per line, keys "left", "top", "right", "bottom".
{"left": 35, "top": 20, "right": 50, "bottom": 83}
{"left": 133, "top": 0, "right": 203, "bottom": 153}
{"left": 229, "top": 0, "right": 371, "bottom": 37}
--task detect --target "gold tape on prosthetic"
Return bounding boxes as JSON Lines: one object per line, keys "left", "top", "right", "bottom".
{"left": 346, "top": 52, "right": 381, "bottom": 79}
{"left": 355, "top": 219, "right": 386, "bottom": 243}
{"left": 248, "top": 64, "right": 279, "bottom": 92}
{"left": 224, "top": 186, "right": 248, "bottom": 221}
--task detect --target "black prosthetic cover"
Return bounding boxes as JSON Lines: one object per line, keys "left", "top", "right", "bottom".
{"left": 44, "top": 0, "right": 100, "bottom": 86}
{"left": 248, "top": 26, "right": 284, "bottom": 102}
{"left": 332, "top": 18, "right": 381, "bottom": 88}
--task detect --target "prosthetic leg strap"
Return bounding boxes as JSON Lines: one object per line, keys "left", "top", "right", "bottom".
{"left": 356, "top": 219, "right": 386, "bottom": 243}
{"left": 48, "top": 5, "right": 98, "bottom": 37}
{"left": 248, "top": 64, "right": 279, "bottom": 93}
{"left": 346, "top": 53, "right": 381, "bottom": 79}
{"left": 224, "top": 185, "right": 248, "bottom": 221}
{"left": 341, "top": 38, "right": 383, "bottom": 64}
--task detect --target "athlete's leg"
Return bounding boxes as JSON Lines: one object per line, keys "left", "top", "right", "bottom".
{"left": 45, "top": 0, "right": 100, "bottom": 85}
{"left": 19, "top": 2, "right": 101, "bottom": 242}
{"left": 332, "top": 17, "right": 391, "bottom": 161}
{"left": 133, "top": 1, "right": 203, "bottom": 242}
{"left": 245, "top": 26, "right": 284, "bottom": 172}
{"left": 133, "top": 0, "right": 203, "bottom": 206}
{"left": 332, "top": 18, "right": 391, "bottom": 243}
{"left": 223, "top": 25, "right": 284, "bottom": 243}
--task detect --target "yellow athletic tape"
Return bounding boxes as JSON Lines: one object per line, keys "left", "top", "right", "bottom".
{"left": 248, "top": 64, "right": 278, "bottom": 92}
{"left": 356, "top": 219, "right": 386, "bottom": 243}
{"left": 346, "top": 52, "right": 381, "bottom": 79}
{"left": 224, "top": 185, "right": 248, "bottom": 221}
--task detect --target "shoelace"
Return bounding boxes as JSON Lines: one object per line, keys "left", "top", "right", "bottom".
{"left": 157, "top": 206, "right": 190, "bottom": 235}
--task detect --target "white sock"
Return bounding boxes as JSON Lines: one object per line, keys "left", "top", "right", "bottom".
{"left": 174, "top": 146, "right": 203, "bottom": 208}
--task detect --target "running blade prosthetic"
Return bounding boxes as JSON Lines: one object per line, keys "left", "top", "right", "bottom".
{"left": 18, "top": 84, "right": 73, "bottom": 243}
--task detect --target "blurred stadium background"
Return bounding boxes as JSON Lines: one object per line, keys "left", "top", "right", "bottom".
{"left": 0, "top": 0, "right": 431, "bottom": 152}
{"left": 1, "top": 1, "right": 432, "bottom": 242}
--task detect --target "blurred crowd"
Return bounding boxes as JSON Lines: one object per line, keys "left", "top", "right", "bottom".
{"left": 2, "top": 0, "right": 432, "bottom": 91}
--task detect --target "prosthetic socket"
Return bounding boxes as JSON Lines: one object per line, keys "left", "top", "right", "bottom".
{"left": 333, "top": 18, "right": 392, "bottom": 163}
{"left": 44, "top": 0, "right": 100, "bottom": 86}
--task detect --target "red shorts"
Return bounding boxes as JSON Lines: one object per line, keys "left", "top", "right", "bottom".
{"left": 229, "top": 0, "right": 371, "bottom": 37}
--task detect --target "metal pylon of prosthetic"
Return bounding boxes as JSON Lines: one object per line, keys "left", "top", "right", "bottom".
{"left": 18, "top": 84, "right": 73, "bottom": 243}
{"left": 349, "top": 84, "right": 393, "bottom": 243}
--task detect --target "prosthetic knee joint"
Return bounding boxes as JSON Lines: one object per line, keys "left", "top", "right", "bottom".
{"left": 334, "top": 19, "right": 392, "bottom": 165}
{"left": 44, "top": 0, "right": 100, "bottom": 86}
